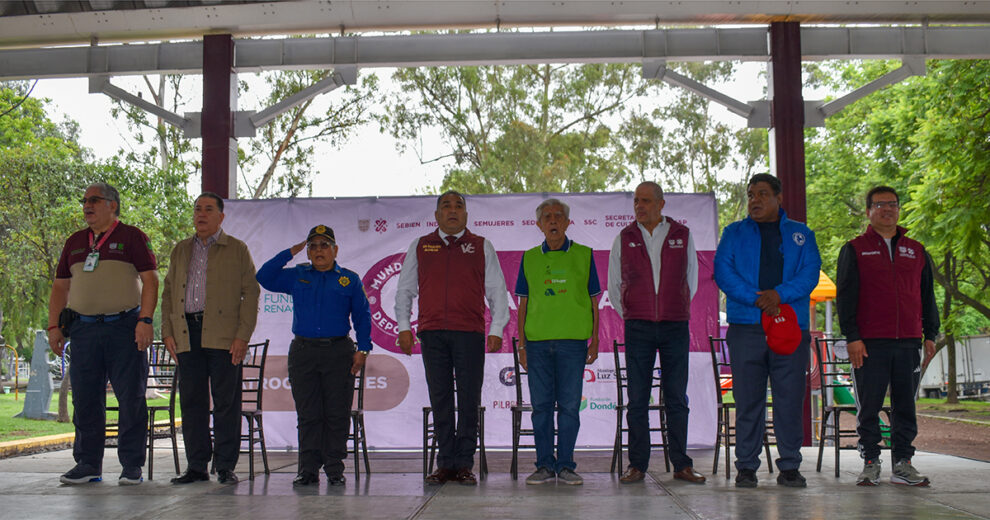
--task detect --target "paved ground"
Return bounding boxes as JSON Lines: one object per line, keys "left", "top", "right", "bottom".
{"left": 0, "top": 443, "right": 987, "bottom": 520}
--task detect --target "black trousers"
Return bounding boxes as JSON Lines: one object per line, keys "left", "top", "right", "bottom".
{"left": 177, "top": 317, "right": 243, "bottom": 473}
{"left": 853, "top": 339, "right": 922, "bottom": 462}
{"left": 419, "top": 329, "right": 485, "bottom": 471}
{"left": 287, "top": 336, "right": 355, "bottom": 477}
{"left": 69, "top": 316, "right": 148, "bottom": 471}
{"left": 624, "top": 319, "right": 692, "bottom": 472}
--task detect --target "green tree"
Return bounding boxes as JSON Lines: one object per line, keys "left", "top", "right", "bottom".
{"left": 804, "top": 59, "right": 990, "bottom": 401}
{"left": 239, "top": 69, "right": 379, "bottom": 198}
{"left": 380, "top": 60, "right": 650, "bottom": 193}
{"left": 108, "top": 75, "right": 200, "bottom": 175}
{"left": 619, "top": 62, "right": 767, "bottom": 227}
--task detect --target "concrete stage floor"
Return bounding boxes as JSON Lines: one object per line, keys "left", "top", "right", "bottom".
{"left": 0, "top": 444, "right": 987, "bottom": 519}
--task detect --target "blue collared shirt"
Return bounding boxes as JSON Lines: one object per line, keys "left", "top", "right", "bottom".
{"left": 255, "top": 248, "right": 372, "bottom": 351}
{"left": 514, "top": 238, "right": 602, "bottom": 297}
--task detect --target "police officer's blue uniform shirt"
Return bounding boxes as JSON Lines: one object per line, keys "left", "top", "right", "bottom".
{"left": 256, "top": 248, "right": 373, "bottom": 351}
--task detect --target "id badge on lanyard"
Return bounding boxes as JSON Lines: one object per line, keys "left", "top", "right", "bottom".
{"left": 83, "top": 251, "right": 99, "bottom": 272}
{"left": 84, "top": 220, "right": 119, "bottom": 272}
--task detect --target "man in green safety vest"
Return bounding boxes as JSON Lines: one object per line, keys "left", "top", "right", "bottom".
{"left": 515, "top": 198, "right": 601, "bottom": 486}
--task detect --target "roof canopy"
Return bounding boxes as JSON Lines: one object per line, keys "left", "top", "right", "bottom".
{"left": 2, "top": 1, "right": 990, "bottom": 49}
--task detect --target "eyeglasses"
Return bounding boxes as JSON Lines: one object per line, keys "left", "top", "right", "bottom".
{"left": 307, "top": 241, "right": 334, "bottom": 250}
{"left": 79, "top": 196, "right": 109, "bottom": 205}
{"left": 871, "top": 201, "right": 899, "bottom": 209}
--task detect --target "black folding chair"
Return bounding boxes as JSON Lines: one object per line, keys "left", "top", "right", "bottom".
{"left": 348, "top": 364, "right": 371, "bottom": 478}
{"left": 610, "top": 340, "right": 671, "bottom": 473}
{"left": 422, "top": 377, "right": 488, "bottom": 478}
{"left": 238, "top": 340, "right": 271, "bottom": 480}
{"left": 708, "top": 336, "right": 774, "bottom": 477}
{"left": 815, "top": 337, "right": 892, "bottom": 477}
{"left": 105, "top": 341, "right": 180, "bottom": 480}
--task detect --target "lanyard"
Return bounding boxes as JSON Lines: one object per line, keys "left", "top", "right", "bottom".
{"left": 89, "top": 219, "right": 120, "bottom": 252}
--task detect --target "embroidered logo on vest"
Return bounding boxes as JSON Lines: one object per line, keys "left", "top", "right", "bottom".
{"left": 792, "top": 232, "right": 806, "bottom": 246}
{"left": 460, "top": 243, "right": 476, "bottom": 254}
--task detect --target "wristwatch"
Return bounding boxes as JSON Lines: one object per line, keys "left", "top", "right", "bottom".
{"left": 138, "top": 317, "right": 153, "bottom": 325}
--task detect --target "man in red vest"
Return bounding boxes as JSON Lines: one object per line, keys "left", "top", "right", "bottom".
{"left": 608, "top": 181, "right": 705, "bottom": 485}
{"left": 837, "top": 186, "right": 939, "bottom": 487}
{"left": 394, "top": 191, "right": 509, "bottom": 486}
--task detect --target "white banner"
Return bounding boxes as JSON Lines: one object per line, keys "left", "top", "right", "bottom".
{"left": 224, "top": 192, "right": 718, "bottom": 450}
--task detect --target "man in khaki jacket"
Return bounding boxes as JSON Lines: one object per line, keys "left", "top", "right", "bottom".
{"left": 161, "top": 193, "right": 260, "bottom": 485}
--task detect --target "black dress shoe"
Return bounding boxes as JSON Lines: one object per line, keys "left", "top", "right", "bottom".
{"left": 327, "top": 474, "right": 346, "bottom": 486}
{"left": 293, "top": 473, "right": 319, "bottom": 487}
{"left": 217, "top": 470, "right": 239, "bottom": 484}
{"left": 171, "top": 470, "right": 210, "bottom": 484}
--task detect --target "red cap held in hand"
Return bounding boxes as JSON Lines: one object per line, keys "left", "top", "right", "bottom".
{"left": 761, "top": 303, "right": 802, "bottom": 355}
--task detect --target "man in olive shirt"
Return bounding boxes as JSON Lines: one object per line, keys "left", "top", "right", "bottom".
{"left": 161, "top": 193, "right": 260, "bottom": 485}
{"left": 48, "top": 182, "right": 159, "bottom": 485}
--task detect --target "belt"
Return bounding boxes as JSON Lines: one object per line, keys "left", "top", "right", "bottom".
{"left": 185, "top": 312, "right": 205, "bottom": 322}
{"left": 78, "top": 307, "right": 139, "bottom": 323}
{"left": 294, "top": 335, "right": 348, "bottom": 345}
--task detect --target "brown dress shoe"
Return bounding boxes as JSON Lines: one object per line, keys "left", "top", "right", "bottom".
{"left": 454, "top": 468, "right": 477, "bottom": 486}
{"left": 424, "top": 468, "right": 454, "bottom": 485}
{"left": 673, "top": 466, "right": 707, "bottom": 484}
{"left": 619, "top": 466, "right": 646, "bottom": 484}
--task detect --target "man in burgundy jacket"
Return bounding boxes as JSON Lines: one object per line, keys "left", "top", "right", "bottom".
{"left": 607, "top": 181, "right": 705, "bottom": 485}
{"left": 837, "top": 186, "right": 939, "bottom": 487}
{"left": 394, "top": 191, "right": 509, "bottom": 486}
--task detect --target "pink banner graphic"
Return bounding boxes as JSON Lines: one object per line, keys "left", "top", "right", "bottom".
{"left": 225, "top": 192, "right": 719, "bottom": 450}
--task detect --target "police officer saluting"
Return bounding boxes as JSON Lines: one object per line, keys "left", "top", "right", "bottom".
{"left": 256, "top": 225, "right": 372, "bottom": 487}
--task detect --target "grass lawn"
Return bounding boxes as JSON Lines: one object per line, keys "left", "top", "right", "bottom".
{"left": 0, "top": 391, "right": 180, "bottom": 443}
{"left": 915, "top": 397, "right": 990, "bottom": 417}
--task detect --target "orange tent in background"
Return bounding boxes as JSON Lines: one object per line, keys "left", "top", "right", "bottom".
{"left": 811, "top": 270, "right": 837, "bottom": 303}
{"left": 810, "top": 271, "right": 837, "bottom": 333}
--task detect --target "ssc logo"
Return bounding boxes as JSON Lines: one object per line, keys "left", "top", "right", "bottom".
{"left": 338, "top": 276, "right": 350, "bottom": 287}
{"left": 792, "top": 232, "right": 806, "bottom": 246}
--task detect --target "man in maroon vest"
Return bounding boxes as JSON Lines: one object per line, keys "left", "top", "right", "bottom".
{"left": 394, "top": 191, "right": 509, "bottom": 486}
{"left": 837, "top": 186, "right": 939, "bottom": 487}
{"left": 607, "top": 181, "right": 705, "bottom": 485}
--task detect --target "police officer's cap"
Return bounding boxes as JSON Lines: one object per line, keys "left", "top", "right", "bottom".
{"left": 306, "top": 225, "right": 336, "bottom": 244}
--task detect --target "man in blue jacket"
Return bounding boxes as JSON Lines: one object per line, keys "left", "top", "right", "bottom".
{"left": 714, "top": 173, "right": 821, "bottom": 488}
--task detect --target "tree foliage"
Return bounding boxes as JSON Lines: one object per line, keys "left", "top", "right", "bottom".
{"left": 804, "top": 59, "right": 990, "bottom": 340}
{"left": 239, "top": 69, "right": 379, "bottom": 198}
{"left": 1, "top": 86, "right": 192, "bottom": 362}
{"left": 380, "top": 60, "right": 650, "bottom": 193}
{"left": 381, "top": 54, "right": 766, "bottom": 229}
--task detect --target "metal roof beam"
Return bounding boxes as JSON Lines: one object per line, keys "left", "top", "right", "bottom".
{"left": 1, "top": 26, "right": 989, "bottom": 81}
{"left": 3, "top": 1, "right": 990, "bottom": 49}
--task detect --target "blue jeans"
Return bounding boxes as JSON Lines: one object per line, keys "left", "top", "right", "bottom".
{"left": 624, "top": 320, "right": 692, "bottom": 472}
{"left": 726, "top": 324, "right": 809, "bottom": 472}
{"left": 526, "top": 339, "right": 587, "bottom": 473}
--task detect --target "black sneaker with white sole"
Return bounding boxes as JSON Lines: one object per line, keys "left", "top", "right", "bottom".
{"left": 60, "top": 464, "right": 102, "bottom": 484}
{"left": 119, "top": 467, "right": 143, "bottom": 486}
